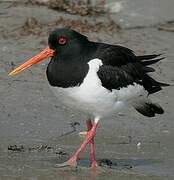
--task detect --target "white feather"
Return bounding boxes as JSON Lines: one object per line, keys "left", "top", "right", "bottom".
{"left": 50, "top": 59, "right": 148, "bottom": 118}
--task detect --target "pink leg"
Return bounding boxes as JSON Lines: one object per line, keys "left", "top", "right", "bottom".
{"left": 86, "top": 119, "right": 97, "bottom": 168}
{"left": 56, "top": 119, "right": 99, "bottom": 168}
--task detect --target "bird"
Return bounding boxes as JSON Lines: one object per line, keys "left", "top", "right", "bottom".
{"left": 9, "top": 28, "right": 169, "bottom": 169}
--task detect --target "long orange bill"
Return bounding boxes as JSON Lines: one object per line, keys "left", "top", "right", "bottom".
{"left": 9, "top": 47, "right": 55, "bottom": 76}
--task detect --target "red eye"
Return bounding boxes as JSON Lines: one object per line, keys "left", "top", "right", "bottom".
{"left": 58, "top": 36, "right": 67, "bottom": 45}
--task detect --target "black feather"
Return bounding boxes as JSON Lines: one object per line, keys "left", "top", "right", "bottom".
{"left": 137, "top": 54, "right": 162, "bottom": 61}
{"left": 141, "top": 58, "right": 164, "bottom": 66}
{"left": 143, "top": 66, "right": 155, "bottom": 72}
{"left": 141, "top": 74, "right": 169, "bottom": 94}
{"left": 158, "top": 82, "right": 170, "bottom": 87}
{"left": 96, "top": 46, "right": 169, "bottom": 94}
{"left": 46, "top": 28, "right": 169, "bottom": 96}
{"left": 134, "top": 102, "right": 164, "bottom": 117}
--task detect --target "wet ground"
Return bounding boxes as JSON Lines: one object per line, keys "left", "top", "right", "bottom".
{"left": 0, "top": 0, "right": 174, "bottom": 179}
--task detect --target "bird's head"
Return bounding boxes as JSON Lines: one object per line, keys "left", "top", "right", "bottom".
{"left": 9, "top": 28, "right": 88, "bottom": 76}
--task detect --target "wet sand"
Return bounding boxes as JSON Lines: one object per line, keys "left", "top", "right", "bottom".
{"left": 0, "top": 0, "right": 174, "bottom": 179}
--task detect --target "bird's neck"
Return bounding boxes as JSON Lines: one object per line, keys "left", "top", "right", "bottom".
{"left": 46, "top": 41, "right": 98, "bottom": 88}
{"left": 46, "top": 55, "right": 89, "bottom": 88}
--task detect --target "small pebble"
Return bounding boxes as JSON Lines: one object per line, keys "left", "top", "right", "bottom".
{"left": 137, "top": 142, "right": 141, "bottom": 149}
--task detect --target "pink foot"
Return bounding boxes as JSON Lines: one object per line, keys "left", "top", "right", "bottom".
{"left": 91, "top": 160, "right": 98, "bottom": 169}
{"left": 55, "top": 157, "right": 77, "bottom": 168}
{"left": 55, "top": 119, "right": 99, "bottom": 168}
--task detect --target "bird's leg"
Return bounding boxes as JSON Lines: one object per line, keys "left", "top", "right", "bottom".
{"left": 55, "top": 118, "right": 99, "bottom": 168}
{"left": 86, "top": 119, "right": 97, "bottom": 168}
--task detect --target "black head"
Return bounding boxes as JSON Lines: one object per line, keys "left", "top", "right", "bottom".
{"left": 48, "top": 28, "right": 89, "bottom": 59}
{"left": 46, "top": 28, "right": 93, "bottom": 88}
{"left": 9, "top": 28, "right": 92, "bottom": 84}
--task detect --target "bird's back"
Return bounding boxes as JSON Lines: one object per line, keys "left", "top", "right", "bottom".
{"left": 92, "top": 42, "right": 169, "bottom": 94}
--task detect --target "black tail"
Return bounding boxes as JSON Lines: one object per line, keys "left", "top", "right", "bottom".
{"left": 137, "top": 54, "right": 169, "bottom": 94}
{"left": 134, "top": 102, "right": 164, "bottom": 117}
{"left": 137, "top": 54, "right": 162, "bottom": 60}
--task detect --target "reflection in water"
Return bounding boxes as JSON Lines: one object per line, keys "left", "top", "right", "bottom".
{"left": 54, "top": 167, "right": 98, "bottom": 180}
{"left": 90, "top": 168, "right": 97, "bottom": 180}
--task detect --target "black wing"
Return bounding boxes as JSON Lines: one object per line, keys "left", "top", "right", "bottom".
{"left": 95, "top": 43, "right": 169, "bottom": 93}
{"left": 97, "top": 64, "right": 142, "bottom": 91}
{"left": 95, "top": 43, "right": 137, "bottom": 66}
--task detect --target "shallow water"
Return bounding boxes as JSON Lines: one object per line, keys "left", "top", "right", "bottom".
{"left": 0, "top": 133, "right": 174, "bottom": 179}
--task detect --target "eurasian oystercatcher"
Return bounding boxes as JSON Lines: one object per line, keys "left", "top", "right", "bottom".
{"left": 9, "top": 28, "right": 169, "bottom": 168}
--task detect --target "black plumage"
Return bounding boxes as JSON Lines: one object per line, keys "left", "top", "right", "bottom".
{"left": 46, "top": 28, "right": 169, "bottom": 93}
{"left": 93, "top": 43, "right": 169, "bottom": 94}
{"left": 135, "top": 102, "right": 164, "bottom": 117}
{"left": 46, "top": 28, "right": 169, "bottom": 117}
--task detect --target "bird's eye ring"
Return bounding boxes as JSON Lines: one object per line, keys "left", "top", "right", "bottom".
{"left": 58, "top": 36, "right": 67, "bottom": 45}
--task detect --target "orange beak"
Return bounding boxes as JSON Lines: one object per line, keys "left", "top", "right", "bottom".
{"left": 9, "top": 47, "right": 55, "bottom": 76}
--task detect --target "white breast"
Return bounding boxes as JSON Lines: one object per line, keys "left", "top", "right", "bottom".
{"left": 50, "top": 59, "right": 147, "bottom": 118}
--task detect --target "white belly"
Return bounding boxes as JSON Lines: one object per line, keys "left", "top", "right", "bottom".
{"left": 50, "top": 59, "right": 147, "bottom": 118}
{"left": 51, "top": 85, "right": 125, "bottom": 118}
